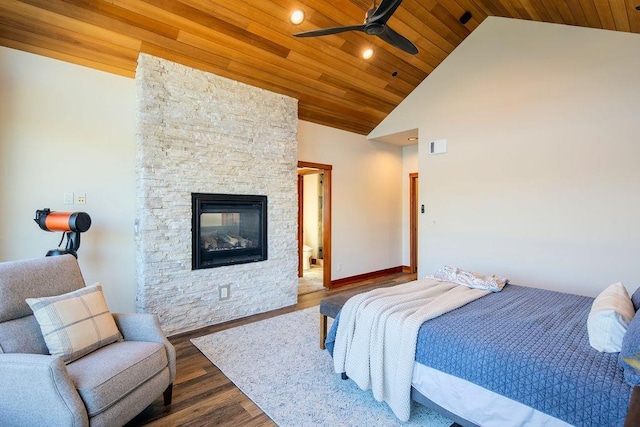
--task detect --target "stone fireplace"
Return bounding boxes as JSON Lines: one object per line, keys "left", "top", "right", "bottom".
{"left": 135, "top": 54, "right": 298, "bottom": 335}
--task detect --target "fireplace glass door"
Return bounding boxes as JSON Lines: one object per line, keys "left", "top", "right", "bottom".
{"left": 192, "top": 193, "right": 267, "bottom": 269}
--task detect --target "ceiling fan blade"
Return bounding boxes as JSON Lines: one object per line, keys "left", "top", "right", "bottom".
{"left": 293, "top": 25, "right": 365, "bottom": 38}
{"left": 370, "top": 0, "right": 404, "bottom": 24}
{"left": 377, "top": 26, "right": 418, "bottom": 54}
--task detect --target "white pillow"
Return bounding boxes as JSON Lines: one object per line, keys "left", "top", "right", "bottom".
{"left": 587, "top": 282, "right": 635, "bottom": 353}
{"left": 26, "top": 283, "right": 123, "bottom": 363}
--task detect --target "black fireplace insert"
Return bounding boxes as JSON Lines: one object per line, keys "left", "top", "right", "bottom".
{"left": 192, "top": 193, "right": 267, "bottom": 270}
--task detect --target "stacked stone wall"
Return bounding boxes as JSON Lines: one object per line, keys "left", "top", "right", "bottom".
{"left": 136, "top": 53, "right": 298, "bottom": 334}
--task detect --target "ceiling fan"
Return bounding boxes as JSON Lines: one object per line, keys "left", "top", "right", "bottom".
{"left": 293, "top": 0, "right": 418, "bottom": 55}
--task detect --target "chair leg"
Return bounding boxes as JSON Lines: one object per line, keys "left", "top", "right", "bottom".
{"left": 163, "top": 383, "right": 173, "bottom": 406}
{"left": 320, "top": 314, "right": 328, "bottom": 349}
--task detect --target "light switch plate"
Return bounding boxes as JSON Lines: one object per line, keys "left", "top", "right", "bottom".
{"left": 429, "top": 139, "right": 447, "bottom": 155}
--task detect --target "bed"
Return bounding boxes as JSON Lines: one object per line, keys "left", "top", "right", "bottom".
{"left": 324, "top": 278, "right": 640, "bottom": 426}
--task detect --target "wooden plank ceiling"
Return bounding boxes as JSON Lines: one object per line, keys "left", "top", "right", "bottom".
{"left": 1, "top": 0, "right": 639, "bottom": 135}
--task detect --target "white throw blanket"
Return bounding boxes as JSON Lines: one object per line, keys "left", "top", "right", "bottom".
{"left": 332, "top": 279, "right": 490, "bottom": 422}
{"left": 427, "top": 265, "right": 508, "bottom": 292}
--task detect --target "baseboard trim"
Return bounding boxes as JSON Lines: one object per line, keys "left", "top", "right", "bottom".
{"left": 401, "top": 265, "right": 412, "bottom": 273}
{"left": 330, "top": 266, "right": 403, "bottom": 289}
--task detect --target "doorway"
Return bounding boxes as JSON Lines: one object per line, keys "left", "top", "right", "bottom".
{"left": 297, "top": 161, "right": 332, "bottom": 294}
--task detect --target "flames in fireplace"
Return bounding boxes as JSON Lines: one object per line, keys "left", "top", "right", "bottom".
{"left": 201, "top": 213, "right": 259, "bottom": 252}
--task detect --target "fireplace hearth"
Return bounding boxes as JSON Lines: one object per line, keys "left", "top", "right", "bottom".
{"left": 192, "top": 193, "right": 267, "bottom": 270}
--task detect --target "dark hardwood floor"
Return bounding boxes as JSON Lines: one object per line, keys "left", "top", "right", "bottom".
{"left": 126, "top": 271, "right": 416, "bottom": 426}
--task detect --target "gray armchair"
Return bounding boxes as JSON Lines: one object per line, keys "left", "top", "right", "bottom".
{"left": 0, "top": 255, "right": 175, "bottom": 427}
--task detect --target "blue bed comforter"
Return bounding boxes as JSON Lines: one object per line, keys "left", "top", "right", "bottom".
{"left": 326, "top": 284, "right": 632, "bottom": 426}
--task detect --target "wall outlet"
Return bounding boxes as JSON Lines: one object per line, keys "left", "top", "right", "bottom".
{"left": 64, "top": 192, "right": 74, "bottom": 205}
{"left": 219, "top": 284, "right": 230, "bottom": 301}
{"left": 75, "top": 193, "right": 86, "bottom": 205}
{"left": 337, "top": 263, "right": 343, "bottom": 272}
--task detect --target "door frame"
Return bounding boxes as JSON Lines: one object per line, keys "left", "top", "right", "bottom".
{"left": 297, "top": 161, "right": 332, "bottom": 289}
{"left": 409, "top": 173, "right": 418, "bottom": 274}
{"left": 297, "top": 174, "right": 304, "bottom": 277}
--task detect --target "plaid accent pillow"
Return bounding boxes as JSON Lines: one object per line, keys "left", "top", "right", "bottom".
{"left": 26, "top": 283, "right": 123, "bottom": 363}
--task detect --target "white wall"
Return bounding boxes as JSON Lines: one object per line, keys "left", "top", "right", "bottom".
{"left": 372, "top": 18, "right": 640, "bottom": 296}
{"left": 0, "top": 46, "right": 137, "bottom": 312}
{"left": 298, "top": 121, "right": 404, "bottom": 280}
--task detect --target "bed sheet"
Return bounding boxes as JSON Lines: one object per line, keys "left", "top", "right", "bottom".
{"left": 412, "top": 361, "right": 571, "bottom": 426}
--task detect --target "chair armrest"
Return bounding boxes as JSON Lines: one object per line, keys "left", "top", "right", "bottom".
{"left": 112, "top": 313, "right": 176, "bottom": 381}
{"left": 0, "top": 353, "right": 88, "bottom": 427}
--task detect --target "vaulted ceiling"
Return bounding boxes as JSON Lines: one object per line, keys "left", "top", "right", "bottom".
{"left": 1, "top": 1, "right": 639, "bottom": 135}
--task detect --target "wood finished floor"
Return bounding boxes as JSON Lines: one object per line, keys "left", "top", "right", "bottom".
{"left": 125, "top": 271, "right": 417, "bottom": 426}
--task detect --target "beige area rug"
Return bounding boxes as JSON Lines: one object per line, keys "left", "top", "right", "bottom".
{"left": 191, "top": 307, "right": 453, "bottom": 426}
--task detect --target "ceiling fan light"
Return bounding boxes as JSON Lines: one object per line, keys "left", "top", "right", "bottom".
{"left": 290, "top": 10, "right": 305, "bottom": 25}
{"left": 362, "top": 48, "right": 374, "bottom": 59}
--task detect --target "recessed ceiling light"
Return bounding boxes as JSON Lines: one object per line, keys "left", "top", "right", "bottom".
{"left": 290, "top": 10, "right": 305, "bottom": 25}
{"left": 408, "top": 137, "right": 418, "bottom": 141}
{"left": 362, "top": 48, "right": 374, "bottom": 60}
